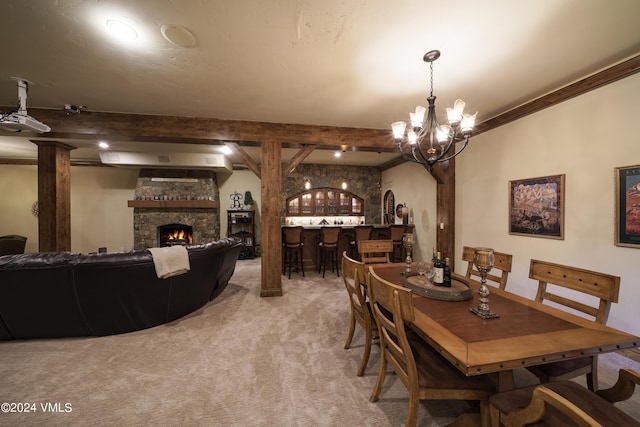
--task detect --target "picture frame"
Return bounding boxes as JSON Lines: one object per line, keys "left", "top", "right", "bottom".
{"left": 615, "top": 164, "right": 640, "bottom": 248}
{"left": 509, "top": 174, "right": 565, "bottom": 239}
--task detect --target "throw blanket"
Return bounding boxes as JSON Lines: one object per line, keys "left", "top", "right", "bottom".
{"left": 148, "top": 246, "right": 191, "bottom": 279}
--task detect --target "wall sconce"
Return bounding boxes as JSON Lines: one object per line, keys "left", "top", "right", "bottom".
{"left": 304, "top": 178, "right": 312, "bottom": 190}
{"left": 341, "top": 179, "right": 348, "bottom": 190}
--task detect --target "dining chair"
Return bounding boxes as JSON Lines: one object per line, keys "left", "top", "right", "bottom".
{"left": 525, "top": 259, "right": 621, "bottom": 391}
{"left": 318, "top": 226, "right": 341, "bottom": 278}
{"left": 367, "top": 268, "right": 494, "bottom": 427}
{"left": 489, "top": 368, "right": 640, "bottom": 427}
{"left": 388, "top": 224, "right": 406, "bottom": 262}
{"left": 0, "top": 235, "right": 27, "bottom": 256}
{"left": 281, "top": 226, "right": 305, "bottom": 279}
{"left": 357, "top": 239, "right": 392, "bottom": 266}
{"left": 341, "top": 251, "right": 378, "bottom": 376}
{"left": 462, "top": 246, "right": 513, "bottom": 290}
{"left": 348, "top": 225, "right": 373, "bottom": 260}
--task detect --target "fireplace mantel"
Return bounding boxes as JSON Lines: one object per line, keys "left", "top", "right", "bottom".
{"left": 127, "top": 200, "right": 217, "bottom": 209}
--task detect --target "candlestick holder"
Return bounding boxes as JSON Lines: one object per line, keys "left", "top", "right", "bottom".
{"left": 469, "top": 247, "right": 500, "bottom": 319}
{"left": 402, "top": 232, "right": 413, "bottom": 275}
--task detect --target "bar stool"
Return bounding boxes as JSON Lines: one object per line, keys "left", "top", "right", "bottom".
{"left": 282, "top": 226, "right": 304, "bottom": 279}
{"left": 388, "top": 225, "right": 407, "bottom": 262}
{"left": 348, "top": 225, "right": 373, "bottom": 261}
{"left": 318, "top": 226, "right": 341, "bottom": 278}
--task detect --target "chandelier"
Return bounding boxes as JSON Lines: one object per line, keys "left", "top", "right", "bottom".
{"left": 391, "top": 50, "right": 477, "bottom": 170}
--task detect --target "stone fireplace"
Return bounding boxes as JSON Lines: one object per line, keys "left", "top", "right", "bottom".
{"left": 130, "top": 169, "right": 220, "bottom": 250}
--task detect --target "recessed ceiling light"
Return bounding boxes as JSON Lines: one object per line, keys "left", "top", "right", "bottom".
{"left": 221, "top": 145, "right": 232, "bottom": 155}
{"left": 98, "top": 141, "right": 110, "bottom": 149}
{"left": 161, "top": 24, "right": 197, "bottom": 48}
{"left": 334, "top": 152, "right": 342, "bottom": 158}
{"left": 106, "top": 19, "right": 138, "bottom": 41}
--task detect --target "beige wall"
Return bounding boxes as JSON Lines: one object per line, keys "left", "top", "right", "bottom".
{"left": 0, "top": 165, "right": 138, "bottom": 254}
{"left": 381, "top": 162, "right": 437, "bottom": 263}
{"left": 70, "top": 167, "right": 138, "bottom": 253}
{"left": 0, "top": 165, "right": 39, "bottom": 253}
{"left": 383, "top": 72, "right": 640, "bottom": 335}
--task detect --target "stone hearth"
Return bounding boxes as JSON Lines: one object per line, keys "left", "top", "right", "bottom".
{"left": 131, "top": 169, "right": 220, "bottom": 250}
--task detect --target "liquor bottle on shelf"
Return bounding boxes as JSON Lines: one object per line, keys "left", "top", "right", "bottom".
{"left": 433, "top": 252, "right": 444, "bottom": 286}
{"left": 443, "top": 258, "right": 452, "bottom": 287}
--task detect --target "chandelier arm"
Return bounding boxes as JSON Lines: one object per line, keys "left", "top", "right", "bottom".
{"left": 397, "top": 142, "right": 418, "bottom": 162}
{"left": 432, "top": 135, "right": 471, "bottom": 164}
{"left": 411, "top": 137, "right": 433, "bottom": 163}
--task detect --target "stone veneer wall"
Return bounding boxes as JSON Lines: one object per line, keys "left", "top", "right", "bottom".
{"left": 282, "top": 164, "right": 381, "bottom": 223}
{"left": 132, "top": 169, "right": 220, "bottom": 250}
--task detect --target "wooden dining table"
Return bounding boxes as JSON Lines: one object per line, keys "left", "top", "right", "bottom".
{"left": 370, "top": 263, "right": 639, "bottom": 391}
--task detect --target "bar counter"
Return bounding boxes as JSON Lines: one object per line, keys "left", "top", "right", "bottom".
{"left": 283, "top": 224, "right": 414, "bottom": 272}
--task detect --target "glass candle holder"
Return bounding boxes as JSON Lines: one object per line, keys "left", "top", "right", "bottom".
{"left": 473, "top": 247, "right": 494, "bottom": 314}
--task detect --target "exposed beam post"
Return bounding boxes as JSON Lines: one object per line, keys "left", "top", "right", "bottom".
{"left": 435, "top": 158, "right": 455, "bottom": 268}
{"left": 260, "top": 139, "right": 283, "bottom": 297}
{"left": 33, "top": 140, "right": 75, "bottom": 252}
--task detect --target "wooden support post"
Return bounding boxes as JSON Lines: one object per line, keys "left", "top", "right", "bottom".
{"left": 435, "top": 158, "right": 456, "bottom": 269}
{"left": 260, "top": 139, "right": 283, "bottom": 297}
{"left": 33, "top": 141, "right": 75, "bottom": 252}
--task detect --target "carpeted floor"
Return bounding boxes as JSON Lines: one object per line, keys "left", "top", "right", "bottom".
{"left": 0, "top": 257, "right": 638, "bottom": 426}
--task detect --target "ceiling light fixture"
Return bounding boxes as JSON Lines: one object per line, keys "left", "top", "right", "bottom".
{"left": 391, "top": 50, "right": 477, "bottom": 171}
{"left": 98, "top": 141, "right": 110, "bottom": 149}
{"left": 161, "top": 24, "right": 197, "bottom": 48}
{"left": 106, "top": 19, "right": 138, "bottom": 41}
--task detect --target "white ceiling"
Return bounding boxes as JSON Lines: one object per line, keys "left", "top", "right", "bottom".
{"left": 1, "top": 0, "right": 639, "bottom": 167}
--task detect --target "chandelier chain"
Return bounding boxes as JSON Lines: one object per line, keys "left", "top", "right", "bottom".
{"left": 429, "top": 61, "right": 434, "bottom": 98}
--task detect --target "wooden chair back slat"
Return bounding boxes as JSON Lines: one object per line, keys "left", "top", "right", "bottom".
{"left": 358, "top": 239, "right": 393, "bottom": 265}
{"left": 529, "top": 259, "right": 620, "bottom": 324}
{"left": 341, "top": 252, "right": 377, "bottom": 376}
{"left": 462, "top": 246, "right": 513, "bottom": 290}
{"left": 525, "top": 259, "right": 621, "bottom": 391}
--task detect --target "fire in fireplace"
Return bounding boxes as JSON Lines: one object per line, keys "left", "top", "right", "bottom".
{"left": 158, "top": 224, "right": 193, "bottom": 247}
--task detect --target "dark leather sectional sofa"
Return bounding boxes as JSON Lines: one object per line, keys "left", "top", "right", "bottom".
{"left": 0, "top": 238, "right": 242, "bottom": 341}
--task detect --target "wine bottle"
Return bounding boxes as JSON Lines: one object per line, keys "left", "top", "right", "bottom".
{"left": 433, "top": 252, "right": 444, "bottom": 285}
{"left": 443, "top": 258, "right": 452, "bottom": 287}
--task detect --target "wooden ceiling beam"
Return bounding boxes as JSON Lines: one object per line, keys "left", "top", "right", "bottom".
{"left": 474, "top": 54, "right": 640, "bottom": 135}
{"left": 226, "top": 142, "right": 261, "bottom": 178}
{"left": 283, "top": 145, "right": 316, "bottom": 178}
{"left": 1, "top": 108, "right": 395, "bottom": 150}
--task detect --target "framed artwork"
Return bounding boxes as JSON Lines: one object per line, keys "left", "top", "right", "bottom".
{"left": 509, "top": 174, "right": 565, "bottom": 239}
{"left": 615, "top": 164, "right": 640, "bottom": 248}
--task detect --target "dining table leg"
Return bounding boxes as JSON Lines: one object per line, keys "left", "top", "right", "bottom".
{"left": 495, "top": 370, "right": 516, "bottom": 392}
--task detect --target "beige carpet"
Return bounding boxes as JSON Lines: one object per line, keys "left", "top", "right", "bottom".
{"left": 0, "top": 258, "right": 638, "bottom": 426}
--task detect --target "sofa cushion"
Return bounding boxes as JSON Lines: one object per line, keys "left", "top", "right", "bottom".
{"left": 72, "top": 250, "right": 171, "bottom": 336}
{"left": 0, "top": 252, "right": 90, "bottom": 339}
{"left": 167, "top": 242, "right": 225, "bottom": 321}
